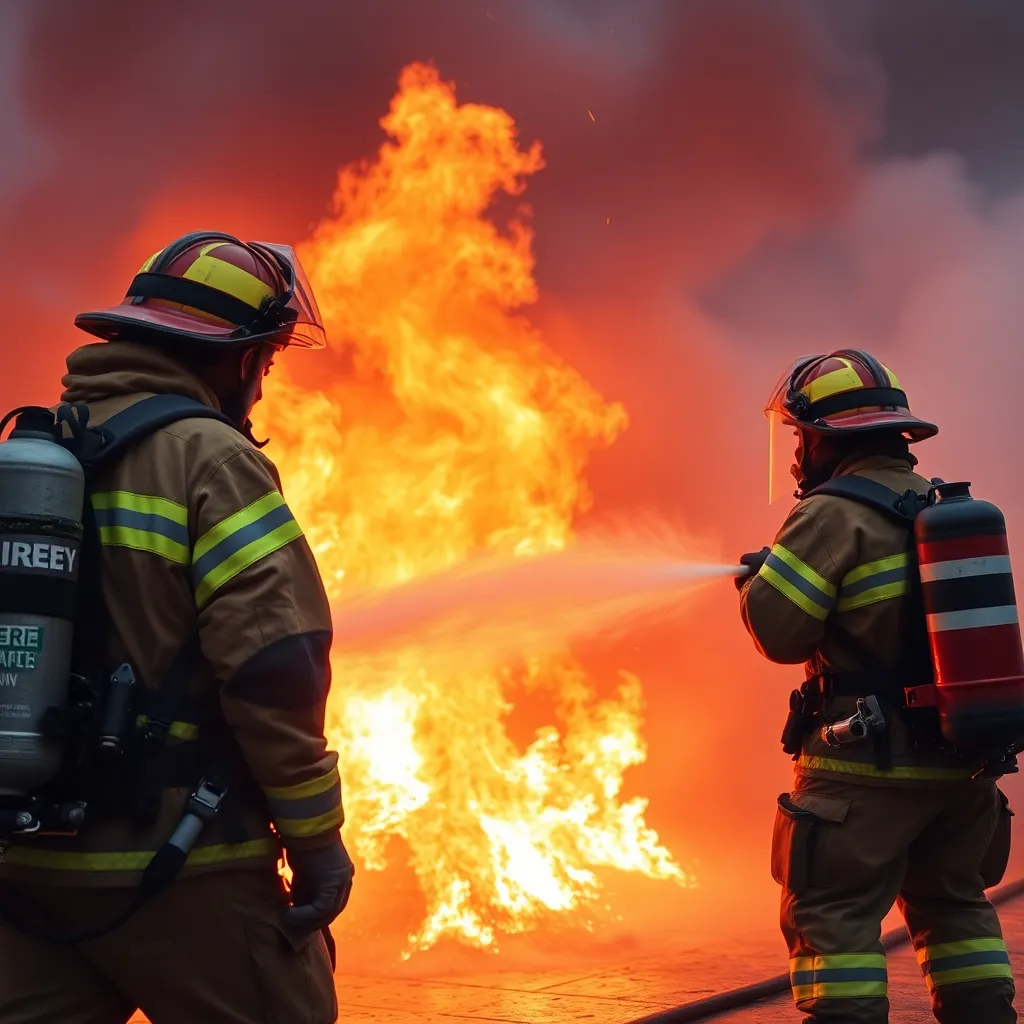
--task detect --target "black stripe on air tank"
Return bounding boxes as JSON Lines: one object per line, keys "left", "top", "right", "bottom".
{"left": 0, "top": 514, "right": 82, "bottom": 541}
{"left": 917, "top": 523, "right": 1007, "bottom": 542}
{"left": 922, "top": 574, "right": 1017, "bottom": 615}
{"left": 0, "top": 576, "right": 76, "bottom": 619}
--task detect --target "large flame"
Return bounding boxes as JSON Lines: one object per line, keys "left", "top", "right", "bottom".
{"left": 255, "top": 63, "right": 691, "bottom": 955}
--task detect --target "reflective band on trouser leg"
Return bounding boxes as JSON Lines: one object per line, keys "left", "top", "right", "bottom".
{"left": 262, "top": 768, "right": 344, "bottom": 840}
{"left": 790, "top": 953, "right": 888, "bottom": 1002}
{"left": 191, "top": 491, "right": 303, "bottom": 608}
{"left": 837, "top": 552, "right": 911, "bottom": 612}
{"left": 758, "top": 545, "right": 837, "bottom": 621}
{"left": 916, "top": 937, "right": 1013, "bottom": 992}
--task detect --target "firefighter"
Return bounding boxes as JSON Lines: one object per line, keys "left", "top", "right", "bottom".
{"left": 0, "top": 232, "right": 352, "bottom": 1023}
{"left": 736, "top": 349, "right": 1016, "bottom": 1023}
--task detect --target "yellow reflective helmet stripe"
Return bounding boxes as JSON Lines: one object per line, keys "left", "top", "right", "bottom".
{"left": 138, "top": 249, "right": 163, "bottom": 274}
{"left": 790, "top": 952, "right": 887, "bottom": 1002}
{"left": 798, "top": 755, "right": 976, "bottom": 781}
{"left": 801, "top": 358, "right": 857, "bottom": 403}
{"left": 3, "top": 838, "right": 277, "bottom": 871}
{"left": 191, "top": 491, "right": 303, "bottom": 608}
{"left": 758, "top": 544, "right": 837, "bottom": 621}
{"left": 916, "top": 937, "right": 1012, "bottom": 991}
{"left": 91, "top": 491, "right": 190, "bottom": 565}
{"left": 800, "top": 357, "right": 900, "bottom": 405}
{"left": 182, "top": 253, "right": 273, "bottom": 312}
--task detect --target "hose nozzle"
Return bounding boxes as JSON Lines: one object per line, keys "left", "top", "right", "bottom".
{"left": 821, "top": 696, "right": 886, "bottom": 748}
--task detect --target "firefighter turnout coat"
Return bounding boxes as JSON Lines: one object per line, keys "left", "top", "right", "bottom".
{"left": 0, "top": 340, "right": 343, "bottom": 884}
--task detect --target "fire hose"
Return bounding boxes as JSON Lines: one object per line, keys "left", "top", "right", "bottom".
{"left": 623, "top": 876, "right": 1024, "bottom": 1024}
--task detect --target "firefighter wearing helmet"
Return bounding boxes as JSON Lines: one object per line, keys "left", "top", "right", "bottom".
{"left": 0, "top": 232, "right": 351, "bottom": 1022}
{"left": 736, "top": 350, "right": 1017, "bottom": 1023}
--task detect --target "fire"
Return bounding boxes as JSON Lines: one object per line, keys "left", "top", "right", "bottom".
{"left": 255, "top": 63, "right": 692, "bottom": 955}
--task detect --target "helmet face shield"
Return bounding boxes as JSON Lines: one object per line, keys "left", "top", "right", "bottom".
{"left": 249, "top": 242, "right": 327, "bottom": 350}
{"left": 765, "top": 355, "right": 819, "bottom": 506}
{"left": 764, "top": 355, "right": 820, "bottom": 421}
{"left": 768, "top": 409, "right": 800, "bottom": 506}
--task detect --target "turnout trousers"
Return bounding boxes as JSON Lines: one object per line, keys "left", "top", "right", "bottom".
{"left": 772, "top": 774, "right": 1016, "bottom": 1023}
{"left": 0, "top": 868, "right": 337, "bottom": 1024}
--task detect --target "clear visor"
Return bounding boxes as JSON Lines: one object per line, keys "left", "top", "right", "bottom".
{"left": 765, "top": 355, "right": 819, "bottom": 506}
{"left": 763, "top": 354, "right": 819, "bottom": 418}
{"left": 250, "top": 241, "right": 327, "bottom": 350}
{"left": 768, "top": 410, "right": 800, "bottom": 506}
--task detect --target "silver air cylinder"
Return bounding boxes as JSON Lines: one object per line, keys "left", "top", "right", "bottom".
{"left": 0, "top": 408, "right": 84, "bottom": 795}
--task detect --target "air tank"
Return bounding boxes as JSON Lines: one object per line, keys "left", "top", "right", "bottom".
{"left": 915, "top": 481, "right": 1024, "bottom": 749}
{"left": 0, "top": 407, "right": 84, "bottom": 794}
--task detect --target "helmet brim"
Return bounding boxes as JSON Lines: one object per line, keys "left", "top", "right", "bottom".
{"left": 792, "top": 408, "right": 938, "bottom": 442}
{"left": 74, "top": 304, "right": 325, "bottom": 350}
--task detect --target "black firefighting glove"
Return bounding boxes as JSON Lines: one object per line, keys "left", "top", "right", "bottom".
{"left": 735, "top": 547, "right": 770, "bottom": 591}
{"left": 283, "top": 834, "right": 355, "bottom": 937}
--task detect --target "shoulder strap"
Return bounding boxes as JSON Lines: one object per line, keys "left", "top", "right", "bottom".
{"left": 59, "top": 394, "right": 235, "bottom": 473}
{"left": 807, "top": 475, "right": 927, "bottom": 526}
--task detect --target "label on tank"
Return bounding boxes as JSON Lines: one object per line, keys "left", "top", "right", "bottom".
{"left": 0, "top": 625, "right": 43, "bottom": 690}
{"left": 0, "top": 537, "right": 79, "bottom": 578}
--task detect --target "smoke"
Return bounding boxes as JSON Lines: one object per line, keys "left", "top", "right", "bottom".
{"left": 4, "top": 0, "right": 1024, "bottom": 948}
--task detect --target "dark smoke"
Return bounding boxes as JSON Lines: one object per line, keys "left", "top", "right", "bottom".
{"left": 4, "top": 0, "right": 1024, "bottom": 941}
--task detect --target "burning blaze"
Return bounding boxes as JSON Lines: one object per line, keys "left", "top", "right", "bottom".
{"left": 256, "top": 63, "right": 692, "bottom": 954}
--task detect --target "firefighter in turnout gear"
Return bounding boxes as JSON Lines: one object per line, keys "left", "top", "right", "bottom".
{"left": 737, "top": 350, "right": 1016, "bottom": 1023}
{"left": 0, "top": 232, "right": 351, "bottom": 1023}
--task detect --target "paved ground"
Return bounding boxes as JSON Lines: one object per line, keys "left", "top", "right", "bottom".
{"left": 128, "top": 893, "right": 1024, "bottom": 1023}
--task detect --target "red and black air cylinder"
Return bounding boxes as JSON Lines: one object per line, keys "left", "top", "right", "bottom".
{"left": 915, "top": 481, "right": 1024, "bottom": 749}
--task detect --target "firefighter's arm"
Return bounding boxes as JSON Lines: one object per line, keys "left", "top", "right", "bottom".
{"left": 192, "top": 446, "right": 342, "bottom": 850}
{"left": 738, "top": 507, "right": 843, "bottom": 664}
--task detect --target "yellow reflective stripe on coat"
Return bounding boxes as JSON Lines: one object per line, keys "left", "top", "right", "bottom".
{"left": 263, "top": 767, "right": 344, "bottom": 839}
{"left": 758, "top": 545, "right": 837, "bottom": 621}
{"left": 837, "top": 553, "right": 912, "bottom": 612}
{"left": 3, "top": 838, "right": 277, "bottom": 871}
{"left": 797, "top": 755, "right": 976, "bottom": 781}
{"left": 916, "top": 937, "right": 1012, "bottom": 991}
{"left": 92, "top": 491, "right": 190, "bottom": 564}
{"left": 191, "top": 491, "right": 303, "bottom": 608}
{"left": 790, "top": 952, "right": 887, "bottom": 1001}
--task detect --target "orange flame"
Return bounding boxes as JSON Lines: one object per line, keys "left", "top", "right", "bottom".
{"left": 255, "top": 63, "right": 692, "bottom": 955}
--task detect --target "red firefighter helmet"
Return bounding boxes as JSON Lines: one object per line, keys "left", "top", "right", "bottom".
{"left": 765, "top": 349, "right": 937, "bottom": 439}
{"left": 74, "top": 231, "right": 327, "bottom": 351}
{"left": 764, "top": 349, "right": 937, "bottom": 504}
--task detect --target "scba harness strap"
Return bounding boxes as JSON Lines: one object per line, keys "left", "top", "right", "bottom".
{"left": 782, "top": 475, "right": 939, "bottom": 770}
{"left": 0, "top": 395, "right": 244, "bottom": 944}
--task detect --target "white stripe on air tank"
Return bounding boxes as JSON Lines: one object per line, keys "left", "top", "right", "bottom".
{"left": 918, "top": 556, "right": 1012, "bottom": 583}
{"left": 927, "top": 605, "right": 1020, "bottom": 632}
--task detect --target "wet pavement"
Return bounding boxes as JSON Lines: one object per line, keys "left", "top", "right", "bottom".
{"left": 129, "top": 888, "right": 1024, "bottom": 1023}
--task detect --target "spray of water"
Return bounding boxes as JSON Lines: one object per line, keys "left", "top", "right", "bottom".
{"left": 331, "top": 519, "right": 744, "bottom": 663}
